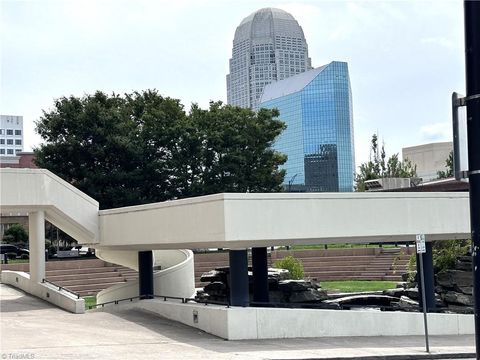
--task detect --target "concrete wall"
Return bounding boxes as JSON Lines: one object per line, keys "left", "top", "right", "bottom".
{"left": 1, "top": 270, "right": 84, "bottom": 313}
{"left": 124, "top": 300, "right": 474, "bottom": 340}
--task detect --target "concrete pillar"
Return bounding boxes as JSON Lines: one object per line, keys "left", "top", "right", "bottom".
{"left": 29, "top": 211, "right": 45, "bottom": 283}
{"left": 229, "top": 249, "right": 249, "bottom": 306}
{"left": 416, "top": 242, "right": 436, "bottom": 312}
{"left": 138, "top": 251, "right": 154, "bottom": 299}
{"left": 252, "top": 247, "right": 269, "bottom": 303}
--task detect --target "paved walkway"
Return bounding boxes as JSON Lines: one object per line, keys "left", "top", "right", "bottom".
{"left": 0, "top": 284, "right": 475, "bottom": 360}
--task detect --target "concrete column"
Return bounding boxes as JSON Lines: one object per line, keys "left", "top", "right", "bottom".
{"left": 229, "top": 249, "right": 249, "bottom": 307}
{"left": 29, "top": 211, "right": 45, "bottom": 283}
{"left": 252, "top": 247, "right": 269, "bottom": 303}
{"left": 138, "top": 251, "right": 154, "bottom": 299}
{"left": 416, "top": 242, "right": 436, "bottom": 312}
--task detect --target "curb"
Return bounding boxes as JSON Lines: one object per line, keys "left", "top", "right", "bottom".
{"left": 273, "top": 353, "right": 476, "bottom": 360}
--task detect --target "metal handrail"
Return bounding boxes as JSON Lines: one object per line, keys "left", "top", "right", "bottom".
{"left": 42, "top": 278, "right": 81, "bottom": 299}
{"left": 90, "top": 294, "right": 231, "bottom": 309}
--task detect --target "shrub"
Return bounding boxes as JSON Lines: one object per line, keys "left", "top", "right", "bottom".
{"left": 432, "top": 239, "right": 470, "bottom": 273}
{"left": 273, "top": 255, "right": 304, "bottom": 280}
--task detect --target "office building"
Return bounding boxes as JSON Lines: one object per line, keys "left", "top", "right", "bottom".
{"left": 226, "top": 8, "right": 312, "bottom": 109}
{"left": 402, "top": 142, "right": 453, "bottom": 182}
{"left": 259, "top": 61, "right": 355, "bottom": 192}
{"left": 0, "top": 115, "right": 24, "bottom": 156}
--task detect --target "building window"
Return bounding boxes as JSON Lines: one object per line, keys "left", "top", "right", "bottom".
{"left": 0, "top": 139, "right": 4, "bottom": 145}
{"left": 0, "top": 149, "right": 4, "bottom": 154}
{"left": 15, "top": 149, "right": 21, "bottom": 154}
{"left": 6, "top": 129, "right": 13, "bottom": 135}
{"left": 0, "top": 129, "right": 4, "bottom": 135}
{"left": 15, "top": 139, "right": 22, "bottom": 145}
{"left": 6, "top": 139, "right": 13, "bottom": 145}
{"left": 7, "top": 149, "right": 14, "bottom": 155}
{"left": 15, "top": 130, "right": 22, "bottom": 136}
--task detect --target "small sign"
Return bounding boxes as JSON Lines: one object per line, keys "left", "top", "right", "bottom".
{"left": 416, "top": 234, "right": 426, "bottom": 254}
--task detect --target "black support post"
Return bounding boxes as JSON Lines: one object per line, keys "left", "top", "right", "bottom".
{"left": 464, "top": 2, "right": 480, "bottom": 356}
{"left": 252, "top": 247, "right": 269, "bottom": 303}
{"left": 229, "top": 249, "right": 249, "bottom": 306}
{"left": 138, "top": 251, "right": 154, "bottom": 299}
{"left": 416, "top": 242, "right": 436, "bottom": 312}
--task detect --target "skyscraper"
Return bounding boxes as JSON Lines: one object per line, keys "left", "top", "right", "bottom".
{"left": 0, "top": 115, "right": 23, "bottom": 157}
{"left": 259, "top": 62, "right": 355, "bottom": 192}
{"left": 226, "top": 8, "right": 312, "bottom": 109}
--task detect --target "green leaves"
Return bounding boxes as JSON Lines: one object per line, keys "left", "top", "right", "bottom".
{"left": 34, "top": 91, "right": 286, "bottom": 209}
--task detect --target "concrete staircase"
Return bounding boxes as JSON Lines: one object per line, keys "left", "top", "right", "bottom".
{"left": 1, "top": 258, "right": 138, "bottom": 297}
{"left": 194, "top": 247, "right": 413, "bottom": 287}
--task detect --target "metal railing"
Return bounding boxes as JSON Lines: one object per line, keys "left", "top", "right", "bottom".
{"left": 42, "top": 278, "right": 81, "bottom": 299}
{"left": 90, "top": 294, "right": 230, "bottom": 310}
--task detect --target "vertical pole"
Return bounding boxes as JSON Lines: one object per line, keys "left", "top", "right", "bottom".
{"left": 416, "top": 242, "right": 436, "bottom": 311}
{"left": 229, "top": 249, "right": 249, "bottom": 306}
{"left": 418, "top": 253, "right": 430, "bottom": 353}
{"left": 29, "top": 211, "right": 45, "bottom": 283}
{"left": 138, "top": 251, "right": 153, "bottom": 299}
{"left": 252, "top": 247, "right": 269, "bottom": 303}
{"left": 464, "top": 2, "right": 480, "bottom": 357}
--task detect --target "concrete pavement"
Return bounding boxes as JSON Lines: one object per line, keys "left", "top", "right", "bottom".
{"left": 0, "top": 283, "right": 475, "bottom": 360}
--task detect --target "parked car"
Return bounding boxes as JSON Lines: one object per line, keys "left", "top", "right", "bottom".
{"left": 0, "top": 244, "right": 29, "bottom": 259}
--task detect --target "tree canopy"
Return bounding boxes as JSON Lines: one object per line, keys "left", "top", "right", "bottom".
{"left": 34, "top": 90, "right": 287, "bottom": 209}
{"left": 2, "top": 224, "right": 28, "bottom": 247}
{"left": 355, "top": 134, "right": 417, "bottom": 191}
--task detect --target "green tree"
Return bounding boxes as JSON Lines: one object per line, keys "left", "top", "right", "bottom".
{"left": 35, "top": 91, "right": 287, "bottom": 209}
{"left": 355, "top": 134, "right": 417, "bottom": 191}
{"left": 437, "top": 150, "right": 454, "bottom": 179}
{"left": 2, "top": 224, "right": 28, "bottom": 247}
{"left": 273, "top": 255, "right": 305, "bottom": 280}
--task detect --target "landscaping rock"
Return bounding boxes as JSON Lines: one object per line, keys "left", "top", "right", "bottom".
{"left": 383, "top": 288, "right": 405, "bottom": 298}
{"left": 405, "top": 288, "right": 419, "bottom": 300}
{"left": 289, "top": 288, "right": 327, "bottom": 303}
{"left": 436, "top": 270, "right": 472, "bottom": 288}
{"left": 392, "top": 296, "right": 419, "bottom": 312}
{"left": 443, "top": 291, "right": 473, "bottom": 306}
{"left": 200, "top": 269, "right": 227, "bottom": 283}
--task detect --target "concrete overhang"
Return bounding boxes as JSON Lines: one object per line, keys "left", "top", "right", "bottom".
{"left": 98, "top": 192, "right": 471, "bottom": 250}
{"left": 0, "top": 168, "right": 99, "bottom": 243}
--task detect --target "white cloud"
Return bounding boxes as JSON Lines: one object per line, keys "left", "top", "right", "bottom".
{"left": 420, "top": 122, "right": 452, "bottom": 142}
{"left": 421, "top": 37, "right": 456, "bottom": 50}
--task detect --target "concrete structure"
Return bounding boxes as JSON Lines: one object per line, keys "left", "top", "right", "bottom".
{"left": 402, "top": 141, "right": 453, "bottom": 182}
{"left": 0, "top": 168, "right": 472, "bottom": 338}
{"left": 0, "top": 115, "right": 23, "bottom": 156}
{"left": 226, "top": 8, "right": 312, "bottom": 109}
{"left": 259, "top": 62, "right": 355, "bottom": 192}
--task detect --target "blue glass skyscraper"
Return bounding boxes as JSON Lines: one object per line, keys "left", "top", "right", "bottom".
{"left": 259, "top": 61, "right": 355, "bottom": 192}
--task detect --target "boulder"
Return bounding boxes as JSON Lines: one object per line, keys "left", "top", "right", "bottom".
{"left": 204, "top": 281, "right": 227, "bottom": 297}
{"left": 278, "top": 280, "right": 318, "bottom": 293}
{"left": 405, "top": 288, "right": 419, "bottom": 300}
{"left": 443, "top": 291, "right": 473, "bottom": 306}
{"left": 289, "top": 288, "right": 327, "bottom": 303}
{"left": 383, "top": 288, "right": 406, "bottom": 298}
{"left": 200, "top": 269, "right": 227, "bottom": 283}
{"left": 436, "top": 270, "right": 472, "bottom": 289}
{"left": 454, "top": 285, "right": 473, "bottom": 295}
{"left": 392, "top": 296, "right": 419, "bottom": 312}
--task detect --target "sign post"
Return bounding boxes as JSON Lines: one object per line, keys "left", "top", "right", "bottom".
{"left": 416, "top": 234, "right": 430, "bottom": 353}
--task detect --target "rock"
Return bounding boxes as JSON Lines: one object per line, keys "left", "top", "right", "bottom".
{"left": 443, "top": 291, "right": 473, "bottom": 306}
{"left": 436, "top": 270, "right": 472, "bottom": 289}
{"left": 456, "top": 260, "right": 472, "bottom": 271}
{"left": 383, "top": 288, "right": 405, "bottom": 298}
{"left": 324, "top": 294, "right": 397, "bottom": 307}
{"left": 445, "top": 304, "right": 474, "bottom": 314}
{"left": 405, "top": 288, "right": 419, "bottom": 300}
{"left": 288, "top": 289, "right": 327, "bottom": 303}
{"left": 204, "top": 281, "right": 227, "bottom": 297}
{"left": 278, "top": 280, "right": 317, "bottom": 293}
{"left": 268, "top": 290, "right": 287, "bottom": 303}
{"left": 200, "top": 269, "right": 227, "bottom": 283}
{"left": 268, "top": 268, "right": 290, "bottom": 281}
{"left": 392, "top": 296, "right": 419, "bottom": 312}
{"left": 454, "top": 285, "right": 473, "bottom": 295}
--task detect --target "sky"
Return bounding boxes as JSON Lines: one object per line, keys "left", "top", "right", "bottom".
{"left": 1, "top": 0, "right": 466, "bottom": 169}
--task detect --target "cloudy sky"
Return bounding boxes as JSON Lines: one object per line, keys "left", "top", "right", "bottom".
{"left": 1, "top": 0, "right": 465, "bottom": 168}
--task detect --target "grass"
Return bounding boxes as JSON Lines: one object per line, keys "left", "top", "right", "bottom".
{"left": 83, "top": 296, "right": 96, "bottom": 310}
{"left": 2, "top": 258, "right": 29, "bottom": 264}
{"left": 320, "top": 280, "right": 397, "bottom": 293}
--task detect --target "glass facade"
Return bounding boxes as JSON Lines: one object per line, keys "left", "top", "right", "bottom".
{"left": 259, "top": 61, "right": 355, "bottom": 192}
